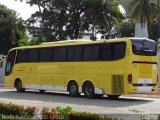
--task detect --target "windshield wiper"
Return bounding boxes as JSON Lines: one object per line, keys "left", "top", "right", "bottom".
{"left": 142, "top": 49, "right": 155, "bottom": 55}
{"left": 143, "top": 49, "right": 154, "bottom": 52}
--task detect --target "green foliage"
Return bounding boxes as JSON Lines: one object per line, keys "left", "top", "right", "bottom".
{"left": 41, "top": 107, "right": 62, "bottom": 120}
{"left": 0, "top": 102, "right": 122, "bottom": 120}
{"left": 30, "top": 37, "right": 42, "bottom": 45}
{"left": 56, "top": 106, "right": 72, "bottom": 120}
{"left": 18, "top": 36, "right": 29, "bottom": 46}
{"left": 158, "top": 114, "right": 160, "bottom": 120}
{"left": 117, "top": 18, "right": 135, "bottom": 37}
{"left": 118, "top": 0, "right": 159, "bottom": 40}
{"left": 0, "top": 102, "right": 37, "bottom": 118}
{"left": 148, "top": 19, "right": 159, "bottom": 41}
{"left": 18, "top": 0, "right": 123, "bottom": 41}
{"left": 68, "top": 112, "right": 101, "bottom": 120}
{"left": 41, "top": 106, "right": 102, "bottom": 120}
{"left": 126, "top": 0, "right": 157, "bottom": 24}
{"left": 82, "top": 0, "right": 123, "bottom": 36}
{"left": 0, "top": 4, "right": 27, "bottom": 54}
{"left": 129, "top": 109, "right": 143, "bottom": 113}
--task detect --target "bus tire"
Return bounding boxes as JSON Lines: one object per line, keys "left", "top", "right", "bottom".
{"left": 39, "top": 90, "right": 46, "bottom": 93}
{"left": 15, "top": 80, "right": 25, "bottom": 92}
{"left": 107, "top": 95, "right": 120, "bottom": 99}
{"left": 68, "top": 81, "right": 80, "bottom": 97}
{"left": 83, "top": 82, "right": 95, "bottom": 98}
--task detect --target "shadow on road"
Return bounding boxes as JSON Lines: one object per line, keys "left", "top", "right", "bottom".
{"left": 0, "top": 89, "right": 153, "bottom": 108}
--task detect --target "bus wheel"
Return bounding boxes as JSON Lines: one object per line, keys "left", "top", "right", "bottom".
{"left": 107, "top": 95, "right": 120, "bottom": 99}
{"left": 39, "top": 90, "right": 46, "bottom": 93}
{"left": 68, "top": 81, "right": 80, "bottom": 97}
{"left": 83, "top": 82, "right": 95, "bottom": 98}
{"left": 15, "top": 80, "right": 25, "bottom": 92}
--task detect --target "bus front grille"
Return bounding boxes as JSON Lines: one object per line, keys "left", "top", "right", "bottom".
{"left": 112, "top": 75, "right": 124, "bottom": 95}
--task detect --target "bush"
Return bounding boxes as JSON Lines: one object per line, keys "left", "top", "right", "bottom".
{"left": 0, "top": 102, "right": 120, "bottom": 120}
{"left": 41, "top": 107, "right": 63, "bottom": 120}
{"left": 56, "top": 106, "right": 72, "bottom": 120}
{"left": 68, "top": 112, "right": 101, "bottom": 120}
{"left": 157, "top": 115, "right": 160, "bottom": 120}
{"left": 0, "top": 102, "right": 37, "bottom": 118}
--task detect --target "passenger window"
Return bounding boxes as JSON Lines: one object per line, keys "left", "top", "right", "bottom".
{"left": 113, "top": 42, "right": 126, "bottom": 60}
{"left": 28, "top": 49, "right": 39, "bottom": 62}
{"left": 67, "top": 46, "right": 82, "bottom": 61}
{"left": 83, "top": 45, "right": 100, "bottom": 60}
{"left": 53, "top": 47, "right": 66, "bottom": 61}
{"left": 16, "top": 49, "right": 28, "bottom": 63}
{"left": 101, "top": 43, "right": 112, "bottom": 60}
{"left": 40, "top": 48, "right": 52, "bottom": 62}
{"left": 100, "top": 42, "right": 126, "bottom": 60}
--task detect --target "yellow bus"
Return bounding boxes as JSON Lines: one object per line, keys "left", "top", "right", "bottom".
{"left": 5, "top": 38, "right": 158, "bottom": 99}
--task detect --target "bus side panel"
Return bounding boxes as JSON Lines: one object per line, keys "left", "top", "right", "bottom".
{"left": 13, "top": 63, "right": 31, "bottom": 88}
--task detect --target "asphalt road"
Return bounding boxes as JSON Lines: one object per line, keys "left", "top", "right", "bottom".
{"left": 0, "top": 88, "right": 160, "bottom": 119}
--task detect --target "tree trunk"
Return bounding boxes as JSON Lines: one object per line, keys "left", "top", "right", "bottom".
{"left": 135, "top": 18, "right": 149, "bottom": 38}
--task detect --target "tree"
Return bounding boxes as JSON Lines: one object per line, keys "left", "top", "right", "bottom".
{"left": 82, "top": 0, "right": 123, "bottom": 39}
{"left": 124, "top": 0, "right": 157, "bottom": 38}
{"left": 0, "top": 4, "right": 26, "bottom": 54}
{"left": 18, "top": 0, "right": 123, "bottom": 41}
{"left": 117, "top": 18, "right": 135, "bottom": 37}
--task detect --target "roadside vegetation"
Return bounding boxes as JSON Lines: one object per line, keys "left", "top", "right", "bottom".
{"left": 0, "top": 102, "right": 121, "bottom": 120}
{"left": 1, "top": 102, "right": 160, "bottom": 120}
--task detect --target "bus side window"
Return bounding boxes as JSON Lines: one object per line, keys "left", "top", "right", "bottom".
{"left": 83, "top": 44, "right": 100, "bottom": 61}
{"left": 5, "top": 50, "right": 16, "bottom": 76}
{"left": 113, "top": 42, "right": 126, "bottom": 60}
{"left": 67, "top": 46, "right": 82, "bottom": 61}
{"left": 101, "top": 43, "right": 112, "bottom": 60}
{"left": 16, "top": 49, "right": 28, "bottom": 63}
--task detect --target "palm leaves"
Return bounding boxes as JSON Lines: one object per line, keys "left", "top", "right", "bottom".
{"left": 82, "top": 0, "right": 123, "bottom": 38}
{"left": 127, "top": 0, "right": 156, "bottom": 27}
{"left": 119, "top": 0, "right": 157, "bottom": 38}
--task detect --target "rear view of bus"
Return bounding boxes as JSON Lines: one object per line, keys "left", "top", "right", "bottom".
{"left": 127, "top": 38, "right": 158, "bottom": 94}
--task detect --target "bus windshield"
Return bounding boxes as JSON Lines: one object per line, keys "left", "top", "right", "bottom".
{"left": 131, "top": 39, "right": 157, "bottom": 56}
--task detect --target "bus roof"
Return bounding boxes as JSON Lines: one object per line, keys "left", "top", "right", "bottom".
{"left": 10, "top": 37, "right": 154, "bottom": 51}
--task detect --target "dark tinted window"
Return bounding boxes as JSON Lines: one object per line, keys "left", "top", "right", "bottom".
{"left": 53, "top": 47, "right": 66, "bottom": 61}
{"left": 28, "top": 49, "right": 39, "bottom": 62}
{"left": 113, "top": 42, "right": 126, "bottom": 59}
{"left": 15, "top": 42, "right": 126, "bottom": 63}
{"left": 101, "top": 43, "right": 112, "bottom": 60}
{"left": 67, "top": 46, "right": 82, "bottom": 61}
{"left": 5, "top": 50, "right": 16, "bottom": 75}
{"left": 16, "top": 49, "right": 28, "bottom": 63}
{"left": 132, "top": 39, "right": 157, "bottom": 56}
{"left": 83, "top": 45, "right": 100, "bottom": 60}
{"left": 40, "top": 48, "right": 52, "bottom": 61}
{"left": 101, "top": 42, "right": 126, "bottom": 60}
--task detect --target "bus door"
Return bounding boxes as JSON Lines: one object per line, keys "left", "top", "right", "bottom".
{"left": 16, "top": 49, "right": 33, "bottom": 86}
{"left": 5, "top": 50, "right": 16, "bottom": 85}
